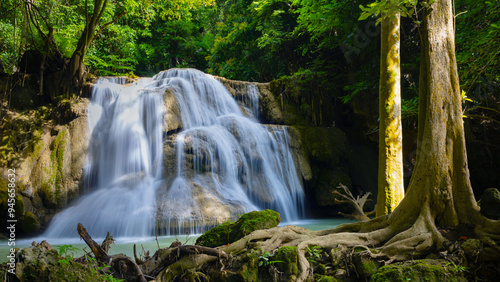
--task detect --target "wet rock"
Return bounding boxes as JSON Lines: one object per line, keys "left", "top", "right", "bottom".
{"left": 10, "top": 98, "right": 89, "bottom": 233}
{"left": 479, "top": 188, "right": 500, "bottom": 220}
{"left": 216, "top": 77, "right": 283, "bottom": 124}
{"left": 13, "top": 241, "right": 108, "bottom": 281}
{"left": 163, "top": 87, "right": 183, "bottom": 134}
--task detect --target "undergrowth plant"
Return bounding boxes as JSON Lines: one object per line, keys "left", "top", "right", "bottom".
{"left": 258, "top": 251, "right": 285, "bottom": 267}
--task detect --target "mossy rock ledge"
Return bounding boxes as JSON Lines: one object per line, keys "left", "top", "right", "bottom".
{"left": 10, "top": 242, "right": 109, "bottom": 281}
{"left": 195, "top": 209, "right": 281, "bottom": 248}
{"left": 371, "top": 259, "right": 467, "bottom": 282}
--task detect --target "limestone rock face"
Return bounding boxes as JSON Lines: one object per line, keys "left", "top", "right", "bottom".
{"left": 215, "top": 77, "right": 283, "bottom": 124}
{"left": 155, "top": 179, "right": 248, "bottom": 233}
{"left": 163, "top": 87, "right": 183, "bottom": 133}
{"left": 11, "top": 98, "right": 89, "bottom": 232}
{"left": 160, "top": 124, "right": 311, "bottom": 230}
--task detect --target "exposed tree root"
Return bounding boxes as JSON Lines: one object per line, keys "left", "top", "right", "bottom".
{"left": 223, "top": 225, "right": 316, "bottom": 254}
{"left": 147, "top": 245, "right": 230, "bottom": 277}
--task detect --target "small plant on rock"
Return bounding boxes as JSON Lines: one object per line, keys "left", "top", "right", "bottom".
{"left": 306, "top": 246, "right": 323, "bottom": 264}
{"left": 258, "top": 251, "right": 285, "bottom": 267}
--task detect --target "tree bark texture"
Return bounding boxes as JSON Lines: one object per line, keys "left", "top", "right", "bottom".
{"left": 384, "top": 0, "right": 500, "bottom": 241}
{"left": 63, "top": 0, "right": 108, "bottom": 97}
{"left": 377, "top": 13, "right": 404, "bottom": 217}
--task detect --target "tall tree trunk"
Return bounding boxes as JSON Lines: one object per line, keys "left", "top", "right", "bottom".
{"left": 381, "top": 0, "right": 500, "bottom": 255}
{"left": 61, "top": 0, "right": 108, "bottom": 98}
{"left": 377, "top": 13, "right": 404, "bottom": 217}
{"left": 391, "top": 0, "right": 476, "bottom": 226}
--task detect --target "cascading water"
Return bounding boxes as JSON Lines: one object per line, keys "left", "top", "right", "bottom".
{"left": 43, "top": 78, "right": 163, "bottom": 238}
{"left": 43, "top": 68, "right": 305, "bottom": 238}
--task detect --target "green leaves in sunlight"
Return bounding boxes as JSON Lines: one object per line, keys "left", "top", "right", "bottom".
{"left": 358, "top": 0, "right": 434, "bottom": 24}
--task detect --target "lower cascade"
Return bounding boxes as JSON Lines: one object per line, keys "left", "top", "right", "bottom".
{"left": 43, "top": 68, "right": 305, "bottom": 238}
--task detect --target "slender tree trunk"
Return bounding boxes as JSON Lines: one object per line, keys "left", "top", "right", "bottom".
{"left": 377, "top": 13, "right": 404, "bottom": 217}
{"left": 61, "top": 0, "right": 108, "bottom": 98}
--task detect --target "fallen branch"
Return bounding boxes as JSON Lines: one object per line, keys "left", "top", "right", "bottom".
{"left": 77, "top": 223, "right": 111, "bottom": 264}
{"left": 148, "top": 245, "right": 231, "bottom": 277}
{"left": 334, "top": 183, "right": 375, "bottom": 222}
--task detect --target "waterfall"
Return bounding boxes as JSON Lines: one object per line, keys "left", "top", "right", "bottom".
{"left": 43, "top": 69, "right": 305, "bottom": 238}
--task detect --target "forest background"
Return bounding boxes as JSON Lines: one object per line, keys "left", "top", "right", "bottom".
{"left": 1, "top": 0, "right": 499, "bottom": 193}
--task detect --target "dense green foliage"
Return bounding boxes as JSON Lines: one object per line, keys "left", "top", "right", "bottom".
{"left": 0, "top": 0, "right": 498, "bottom": 125}
{"left": 455, "top": 0, "right": 500, "bottom": 105}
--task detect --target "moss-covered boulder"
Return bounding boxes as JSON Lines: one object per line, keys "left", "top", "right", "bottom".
{"left": 13, "top": 242, "right": 110, "bottom": 281}
{"left": 196, "top": 209, "right": 281, "bottom": 247}
{"left": 371, "top": 259, "right": 467, "bottom": 282}
{"left": 275, "top": 246, "right": 299, "bottom": 281}
{"left": 352, "top": 249, "right": 381, "bottom": 278}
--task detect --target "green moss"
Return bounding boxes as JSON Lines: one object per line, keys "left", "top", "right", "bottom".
{"left": 196, "top": 210, "right": 281, "bottom": 248}
{"left": 21, "top": 211, "right": 41, "bottom": 234}
{"left": 314, "top": 274, "right": 340, "bottom": 282}
{"left": 276, "top": 246, "right": 299, "bottom": 278}
{"left": 17, "top": 244, "right": 111, "bottom": 281}
{"left": 40, "top": 129, "right": 67, "bottom": 208}
{"left": 14, "top": 194, "right": 25, "bottom": 216}
{"left": 23, "top": 256, "right": 108, "bottom": 281}
{"left": 40, "top": 181, "right": 56, "bottom": 208}
{"left": 316, "top": 263, "right": 327, "bottom": 275}
{"left": 239, "top": 250, "right": 261, "bottom": 282}
{"left": 51, "top": 129, "right": 67, "bottom": 194}
{"left": 371, "top": 259, "right": 467, "bottom": 282}
{"left": 229, "top": 209, "right": 281, "bottom": 240}
{"left": 0, "top": 104, "right": 49, "bottom": 167}
{"left": 0, "top": 177, "right": 9, "bottom": 206}
{"left": 195, "top": 221, "right": 233, "bottom": 247}
{"left": 295, "top": 126, "right": 348, "bottom": 165}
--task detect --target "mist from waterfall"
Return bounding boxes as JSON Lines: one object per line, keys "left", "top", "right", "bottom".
{"left": 43, "top": 69, "right": 305, "bottom": 238}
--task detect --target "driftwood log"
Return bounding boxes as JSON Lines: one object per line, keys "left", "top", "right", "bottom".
{"left": 77, "top": 223, "right": 111, "bottom": 264}
{"left": 77, "top": 223, "right": 147, "bottom": 282}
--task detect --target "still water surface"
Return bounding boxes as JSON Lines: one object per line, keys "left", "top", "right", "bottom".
{"left": 1, "top": 218, "right": 351, "bottom": 262}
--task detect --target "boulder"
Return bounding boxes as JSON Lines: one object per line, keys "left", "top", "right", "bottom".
{"left": 479, "top": 188, "right": 500, "bottom": 220}
{"left": 195, "top": 209, "right": 281, "bottom": 247}
{"left": 163, "top": 87, "right": 183, "bottom": 133}
{"left": 13, "top": 241, "right": 108, "bottom": 281}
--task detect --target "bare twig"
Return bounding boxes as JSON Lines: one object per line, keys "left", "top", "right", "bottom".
{"left": 333, "top": 183, "right": 374, "bottom": 222}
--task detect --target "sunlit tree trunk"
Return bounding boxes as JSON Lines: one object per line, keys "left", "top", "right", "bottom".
{"left": 383, "top": 0, "right": 500, "bottom": 243}
{"left": 377, "top": 14, "right": 404, "bottom": 217}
